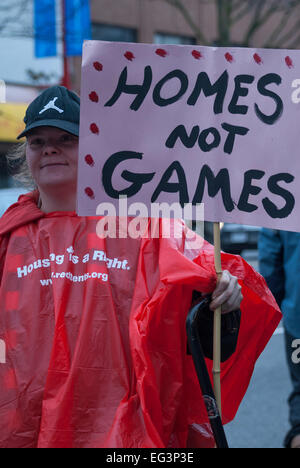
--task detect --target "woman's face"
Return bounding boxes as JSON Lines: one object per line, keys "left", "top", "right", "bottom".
{"left": 26, "top": 126, "right": 79, "bottom": 192}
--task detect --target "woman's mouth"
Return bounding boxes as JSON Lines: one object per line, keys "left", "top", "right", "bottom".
{"left": 40, "top": 163, "right": 69, "bottom": 169}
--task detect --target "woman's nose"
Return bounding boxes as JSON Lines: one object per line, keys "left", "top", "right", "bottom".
{"left": 43, "top": 141, "right": 59, "bottom": 155}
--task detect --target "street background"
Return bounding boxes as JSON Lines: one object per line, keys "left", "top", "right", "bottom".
{"left": 225, "top": 250, "right": 291, "bottom": 449}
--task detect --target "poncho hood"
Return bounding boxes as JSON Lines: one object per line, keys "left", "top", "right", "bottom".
{"left": 0, "top": 191, "right": 44, "bottom": 236}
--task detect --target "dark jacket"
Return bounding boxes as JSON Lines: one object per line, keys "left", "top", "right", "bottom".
{"left": 259, "top": 228, "right": 300, "bottom": 338}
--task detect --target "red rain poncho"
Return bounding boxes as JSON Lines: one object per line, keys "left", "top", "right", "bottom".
{"left": 0, "top": 192, "right": 281, "bottom": 448}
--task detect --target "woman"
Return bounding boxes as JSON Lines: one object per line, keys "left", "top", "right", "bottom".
{"left": 0, "top": 86, "right": 281, "bottom": 448}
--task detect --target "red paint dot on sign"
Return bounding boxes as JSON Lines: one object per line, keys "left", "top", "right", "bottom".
{"left": 90, "top": 123, "right": 99, "bottom": 135}
{"left": 253, "top": 53, "right": 262, "bottom": 65}
{"left": 156, "top": 48, "right": 167, "bottom": 58}
{"left": 192, "top": 50, "right": 202, "bottom": 60}
{"left": 225, "top": 52, "right": 234, "bottom": 63}
{"left": 85, "top": 154, "right": 95, "bottom": 167}
{"left": 124, "top": 51, "right": 135, "bottom": 61}
{"left": 89, "top": 91, "right": 99, "bottom": 103}
{"left": 285, "top": 56, "right": 293, "bottom": 68}
{"left": 85, "top": 187, "right": 95, "bottom": 199}
{"left": 93, "top": 61, "right": 103, "bottom": 71}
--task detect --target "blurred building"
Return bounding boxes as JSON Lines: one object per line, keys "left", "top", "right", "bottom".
{"left": 72, "top": 0, "right": 211, "bottom": 92}
{"left": 71, "top": 0, "right": 300, "bottom": 92}
{"left": 1, "top": 0, "right": 300, "bottom": 191}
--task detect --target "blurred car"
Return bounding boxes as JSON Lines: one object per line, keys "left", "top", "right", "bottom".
{"left": 221, "top": 223, "right": 260, "bottom": 255}
{"left": 0, "top": 187, "right": 26, "bottom": 217}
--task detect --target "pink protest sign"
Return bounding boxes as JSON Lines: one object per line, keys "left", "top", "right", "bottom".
{"left": 78, "top": 40, "right": 300, "bottom": 232}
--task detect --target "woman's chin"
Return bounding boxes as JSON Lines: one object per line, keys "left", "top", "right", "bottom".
{"left": 38, "top": 175, "right": 77, "bottom": 190}
{"left": 38, "top": 167, "right": 77, "bottom": 188}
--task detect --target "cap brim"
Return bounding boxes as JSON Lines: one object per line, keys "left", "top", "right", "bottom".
{"left": 17, "top": 119, "right": 79, "bottom": 139}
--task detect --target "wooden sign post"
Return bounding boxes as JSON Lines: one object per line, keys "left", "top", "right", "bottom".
{"left": 213, "top": 222, "right": 222, "bottom": 418}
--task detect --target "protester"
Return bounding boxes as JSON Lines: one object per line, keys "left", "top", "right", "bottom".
{"left": 0, "top": 86, "right": 280, "bottom": 448}
{"left": 259, "top": 228, "right": 300, "bottom": 449}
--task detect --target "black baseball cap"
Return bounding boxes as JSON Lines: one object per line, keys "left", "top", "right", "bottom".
{"left": 17, "top": 85, "right": 80, "bottom": 139}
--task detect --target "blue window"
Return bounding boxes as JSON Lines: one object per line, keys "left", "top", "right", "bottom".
{"left": 154, "top": 33, "right": 196, "bottom": 45}
{"left": 92, "top": 24, "right": 137, "bottom": 43}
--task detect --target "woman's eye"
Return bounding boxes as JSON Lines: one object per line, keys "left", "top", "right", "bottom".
{"left": 60, "top": 134, "right": 76, "bottom": 143}
{"left": 27, "top": 134, "right": 78, "bottom": 147}
{"left": 61, "top": 135, "right": 71, "bottom": 142}
{"left": 29, "top": 138, "right": 44, "bottom": 146}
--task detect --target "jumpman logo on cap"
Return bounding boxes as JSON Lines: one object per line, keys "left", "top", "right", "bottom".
{"left": 39, "top": 97, "right": 64, "bottom": 115}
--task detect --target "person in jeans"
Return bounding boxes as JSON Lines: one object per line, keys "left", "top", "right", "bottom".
{"left": 259, "top": 228, "right": 300, "bottom": 449}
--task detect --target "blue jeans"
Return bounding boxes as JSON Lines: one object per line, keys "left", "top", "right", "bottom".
{"left": 284, "top": 330, "right": 300, "bottom": 448}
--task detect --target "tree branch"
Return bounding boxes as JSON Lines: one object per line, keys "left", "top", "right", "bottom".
{"left": 154, "top": 0, "right": 209, "bottom": 44}
{"left": 231, "top": 0, "right": 259, "bottom": 25}
{"left": 287, "top": 33, "right": 300, "bottom": 49}
{"left": 242, "top": 0, "right": 280, "bottom": 46}
{"left": 216, "top": 0, "right": 233, "bottom": 45}
{"left": 263, "top": 4, "right": 296, "bottom": 47}
{"left": 0, "top": 0, "right": 31, "bottom": 34}
{"left": 272, "top": 18, "right": 300, "bottom": 47}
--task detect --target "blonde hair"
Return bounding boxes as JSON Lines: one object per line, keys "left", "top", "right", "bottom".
{"left": 6, "top": 142, "right": 36, "bottom": 189}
